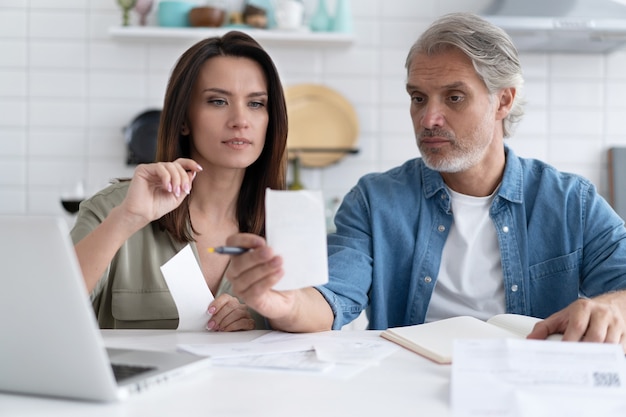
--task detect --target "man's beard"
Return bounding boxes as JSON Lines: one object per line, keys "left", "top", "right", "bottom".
{"left": 417, "top": 127, "right": 490, "bottom": 173}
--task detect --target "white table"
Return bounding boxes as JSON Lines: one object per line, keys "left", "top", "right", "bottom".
{"left": 0, "top": 330, "right": 451, "bottom": 416}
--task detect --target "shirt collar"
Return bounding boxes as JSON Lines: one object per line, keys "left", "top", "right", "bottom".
{"left": 420, "top": 144, "right": 524, "bottom": 204}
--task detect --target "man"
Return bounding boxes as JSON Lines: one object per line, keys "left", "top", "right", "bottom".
{"left": 226, "top": 12, "right": 626, "bottom": 349}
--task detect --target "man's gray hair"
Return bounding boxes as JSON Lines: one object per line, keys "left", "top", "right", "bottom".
{"left": 406, "top": 12, "right": 525, "bottom": 138}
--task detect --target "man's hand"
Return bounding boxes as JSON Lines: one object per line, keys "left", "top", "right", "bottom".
{"left": 527, "top": 293, "right": 626, "bottom": 352}
{"left": 224, "top": 233, "right": 294, "bottom": 321}
{"left": 225, "top": 233, "right": 334, "bottom": 332}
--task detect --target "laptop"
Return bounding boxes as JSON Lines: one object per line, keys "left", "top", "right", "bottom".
{"left": 0, "top": 215, "right": 212, "bottom": 402}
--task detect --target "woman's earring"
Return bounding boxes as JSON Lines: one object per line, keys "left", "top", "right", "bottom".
{"left": 181, "top": 124, "right": 190, "bottom": 135}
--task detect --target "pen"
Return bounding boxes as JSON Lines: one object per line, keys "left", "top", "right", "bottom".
{"left": 207, "top": 246, "right": 250, "bottom": 255}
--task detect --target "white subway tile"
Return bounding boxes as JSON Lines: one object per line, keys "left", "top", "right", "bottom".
{"left": 435, "top": 0, "right": 491, "bottom": 15}
{"left": 0, "top": 1, "right": 27, "bottom": 7}
{"left": 548, "top": 136, "right": 605, "bottom": 165}
{"left": 146, "top": 73, "right": 168, "bottom": 103}
{"left": 87, "top": 100, "right": 146, "bottom": 128}
{"left": 29, "top": 100, "right": 87, "bottom": 128}
{"left": 606, "top": 136, "right": 626, "bottom": 148}
{"left": 0, "top": 9, "right": 27, "bottom": 38}
{"left": 550, "top": 109, "right": 603, "bottom": 136}
{"left": 340, "top": 19, "right": 379, "bottom": 48}
{"left": 27, "top": 157, "right": 84, "bottom": 187}
{"left": 29, "top": 70, "right": 87, "bottom": 98}
{"left": 89, "top": 71, "right": 145, "bottom": 98}
{"left": 147, "top": 44, "right": 190, "bottom": 71}
{"left": 89, "top": 10, "right": 122, "bottom": 40}
{"left": 87, "top": 127, "right": 126, "bottom": 159}
{"left": 86, "top": 158, "right": 135, "bottom": 193}
{"left": 0, "top": 157, "right": 26, "bottom": 185}
{"left": 0, "top": 188, "right": 26, "bottom": 214}
{"left": 30, "top": 0, "right": 87, "bottom": 9}
{"left": 29, "top": 41, "right": 87, "bottom": 69}
{"left": 519, "top": 54, "right": 549, "bottom": 79}
{"left": 606, "top": 110, "right": 626, "bottom": 136}
{"left": 381, "top": 48, "right": 408, "bottom": 76}
{"left": 507, "top": 137, "right": 549, "bottom": 161}
{"left": 271, "top": 48, "right": 322, "bottom": 74}
{"left": 0, "top": 99, "right": 27, "bottom": 127}
{"left": 0, "top": 40, "right": 27, "bottom": 67}
{"left": 523, "top": 80, "right": 548, "bottom": 108}
{"left": 382, "top": 0, "right": 430, "bottom": 18}
{"left": 514, "top": 108, "right": 548, "bottom": 136}
{"left": 550, "top": 54, "right": 605, "bottom": 79}
{"left": 0, "top": 69, "right": 27, "bottom": 96}
{"left": 89, "top": 41, "right": 147, "bottom": 70}
{"left": 0, "top": 128, "right": 26, "bottom": 156}
{"left": 380, "top": 76, "right": 409, "bottom": 105}
{"left": 323, "top": 48, "right": 379, "bottom": 76}
{"left": 29, "top": 128, "right": 85, "bottom": 157}
{"left": 380, "top": 135, "right": 419, "bottom": 163}
{"left": 89, "top": 0, "right": 119, "bottom": 11}
{"left": 380, "top": 20, "right": 429, "bottom": 49}
{"left": 380, "top": 106, "right": 413, "bottom": 135}
{"left": 28, "top": 186, "right": 73, "bottom": 215}
{"left": 30, "top": 11, "right": 88, "bottom": 39}
{"left": 323, "top": 76, "right": 379, "bottom": 106}
{"left": 606, "top": 50, "right": 626, "bottom": 80}
{"left": 606, "top": 82, "right": 626, "bottom": 108}
{"left": 550, "top": 81, "right": 604, "bottom": 108}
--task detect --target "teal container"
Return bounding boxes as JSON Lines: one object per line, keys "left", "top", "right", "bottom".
{"left": 331, "top": 0, "right": 352, "bottom": 33}
{"left": 158, "top": 1, "right": 194, "bottom": 27}
{"left": 310, "top": 0, "right": 332, "bottom": 32}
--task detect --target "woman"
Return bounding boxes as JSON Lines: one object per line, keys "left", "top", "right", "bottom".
{"left": 71, "top": 31, "right": 288, "bottom": 331}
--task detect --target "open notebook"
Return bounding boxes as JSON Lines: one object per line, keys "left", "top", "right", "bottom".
{"left": 0, "top": 216, "right": 211, "bottom": 402}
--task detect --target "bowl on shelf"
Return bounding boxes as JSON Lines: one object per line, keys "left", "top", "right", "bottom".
{"left": 61, "top": 199, "right": 83, "bottom": 214}
{"left": 189, "top": 6, "right": 226, "bottom": 27}
{"left": 157, "top": 1, "right": 194, "bottom": 27}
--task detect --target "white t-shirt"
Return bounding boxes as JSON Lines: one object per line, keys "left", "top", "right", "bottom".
{"left": 424, "top": 186, "right": 505, "bottom": 322}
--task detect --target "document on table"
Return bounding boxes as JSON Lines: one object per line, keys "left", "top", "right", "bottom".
{"left": 178, "top": 331, "right": 398, "bottom": 377}
{"left": 265, "top": 189, "right": 328, "bottom": 291}
{"left": 160, "top": 244, "right": 214, "bottom": 331}
{"left": 451, "top": 338, "right": 626, "bottom": 417}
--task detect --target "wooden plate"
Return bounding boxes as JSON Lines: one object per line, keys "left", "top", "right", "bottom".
{"left": 285, "top": 84, "right": 359, "bottom": 167}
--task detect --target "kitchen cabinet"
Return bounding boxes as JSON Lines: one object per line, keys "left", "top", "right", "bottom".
{"left": 108, "top": 26, "right": 354, "bottom": 47}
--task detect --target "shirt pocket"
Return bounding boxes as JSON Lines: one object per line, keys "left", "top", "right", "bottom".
{"left": 111, "top": 290, "right": 178, "bottom": 322}
{"left": 528, "top": 249, "right": 581, "bottom": 317}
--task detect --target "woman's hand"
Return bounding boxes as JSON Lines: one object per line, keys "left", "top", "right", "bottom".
{"left": 206, "top": 294, "right": 256, "bottom": 332}
{"left": 119, "top": 158, "right": 203, "bottom": 227}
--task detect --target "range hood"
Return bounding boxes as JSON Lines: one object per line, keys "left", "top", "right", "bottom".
{"left": 481, "top": 0, "right": 626, "bottom": 53}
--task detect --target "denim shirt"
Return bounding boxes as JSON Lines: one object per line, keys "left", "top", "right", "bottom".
{"left": 317, "top": 146, "right": 626, "bottom": 330}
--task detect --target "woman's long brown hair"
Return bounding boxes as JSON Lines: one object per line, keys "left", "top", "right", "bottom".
{"left": 154, "top": 31, "right": 288, "bottom": 242}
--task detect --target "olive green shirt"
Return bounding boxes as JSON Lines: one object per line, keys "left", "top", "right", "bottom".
{"left": 71, "top": 181, "right": 266, "bottom": 329}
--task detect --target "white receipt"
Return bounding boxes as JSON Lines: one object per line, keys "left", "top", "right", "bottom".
{"left": 160, "top": 244, "right": 214, "bottom": 331}
{"left": 265, "top": 189, "right": 329, "bottom": 291}
{"left": 451, "top": 338, "right": 626, "bottom": 417}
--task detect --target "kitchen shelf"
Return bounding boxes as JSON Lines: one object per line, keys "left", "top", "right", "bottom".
{"left": 108, "top": 26, "right": 354, "bottom": 47}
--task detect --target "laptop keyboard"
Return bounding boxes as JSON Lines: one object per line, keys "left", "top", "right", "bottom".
{"left": 111, "top": 363, "right": 156, "bottom": 382}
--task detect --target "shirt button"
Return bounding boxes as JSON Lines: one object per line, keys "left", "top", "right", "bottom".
{"left": 511, "top": 284, "right": 518, "bottom": 292}
{"left": 424, "top": 276, "right": 432, "bottom": 284}
{"left": 438, "top": 225, "right": 445, "bottom": 232}
{"left": 502, "top": 226, "right": 509, "bottom": 233}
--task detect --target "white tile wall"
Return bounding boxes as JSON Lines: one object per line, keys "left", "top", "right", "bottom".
{"left": 1, "top": 0, "right": 626, "bottom": 218}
